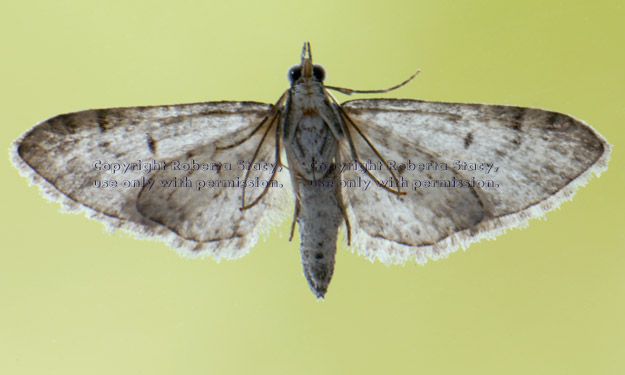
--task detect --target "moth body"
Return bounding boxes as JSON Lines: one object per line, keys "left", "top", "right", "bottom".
{"left": 282, "top": 54, "right": 346, "bottom": 298}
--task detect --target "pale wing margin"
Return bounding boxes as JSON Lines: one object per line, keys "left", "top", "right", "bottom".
{"left": 341, "top": 99, "right": 611, "bottom": 265}
{"left": 11, "top": 101, "right": 291, "bottom": 260}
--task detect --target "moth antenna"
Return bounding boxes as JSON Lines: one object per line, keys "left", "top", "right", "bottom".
{"left": 326, "top": 69, "right": 420, "bottom": 95}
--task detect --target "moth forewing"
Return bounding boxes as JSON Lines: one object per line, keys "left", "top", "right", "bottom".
{"left": 341, "top": 99, "right": 610, "bottom": 265}
{"left": 12, "top": 102, "right": 292, "bottom": 260}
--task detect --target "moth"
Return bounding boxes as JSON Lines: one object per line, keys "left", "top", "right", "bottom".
{"left": 11, "top": 43, "right": 610, "bottom": 298}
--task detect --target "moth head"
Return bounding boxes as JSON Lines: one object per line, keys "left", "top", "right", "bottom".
{"left": 287, "top": 42, "right": 326, "bottom": 85}
{"left": 287, "top": 64, "right": 326, "bottom": 84}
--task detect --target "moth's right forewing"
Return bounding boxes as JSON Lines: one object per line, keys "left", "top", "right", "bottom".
{"left": 343, "top": 99, "right": 610, "bottom": 215}
{"left": 341, "top": 99, "right": 610, "bottom": 264}
{"left": 11, "top": 102, "right": 281, "bottom": 256}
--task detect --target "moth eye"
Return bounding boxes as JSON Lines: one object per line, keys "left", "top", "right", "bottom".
{"left": 288, "top": 66, "right": 302, "bottom": 83}
{"left": 313, "top": 65, "right": 325, "bottom": 81}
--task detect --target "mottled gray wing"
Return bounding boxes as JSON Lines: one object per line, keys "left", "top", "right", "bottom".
{"left": 12, "top": 101, "right": 291, "bottom": 259}
{"left": 340, "top": 99, "right": 610, "bottom": 265}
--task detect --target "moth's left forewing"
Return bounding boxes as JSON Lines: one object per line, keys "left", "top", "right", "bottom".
{"left": 11, "top": 101, "right": 291, "bottom": 259}
{"left": 341, "top": 99, "right": 610, "bottom": 264}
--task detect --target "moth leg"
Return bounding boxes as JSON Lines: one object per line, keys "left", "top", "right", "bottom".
{"left": 330, "top": 95, "right": 404, "bottom": 196}
{"left": 241, "top": 112, "right": 284, "bottom": 210}
{"left": 311, "top": 157, "right": 318, "bottom": 182}
{"left": 289, "top": 197, "right": 301, "bottom": 242}
{"left": 218, "top": 91, "right": 288, "bottom": 150}
{"left": 334, "top": 177, "right": 352, "bottom": 245}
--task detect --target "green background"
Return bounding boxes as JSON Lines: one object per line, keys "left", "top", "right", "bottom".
{"left": 2, "top": 1, "right": 623, "bottom": 374}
